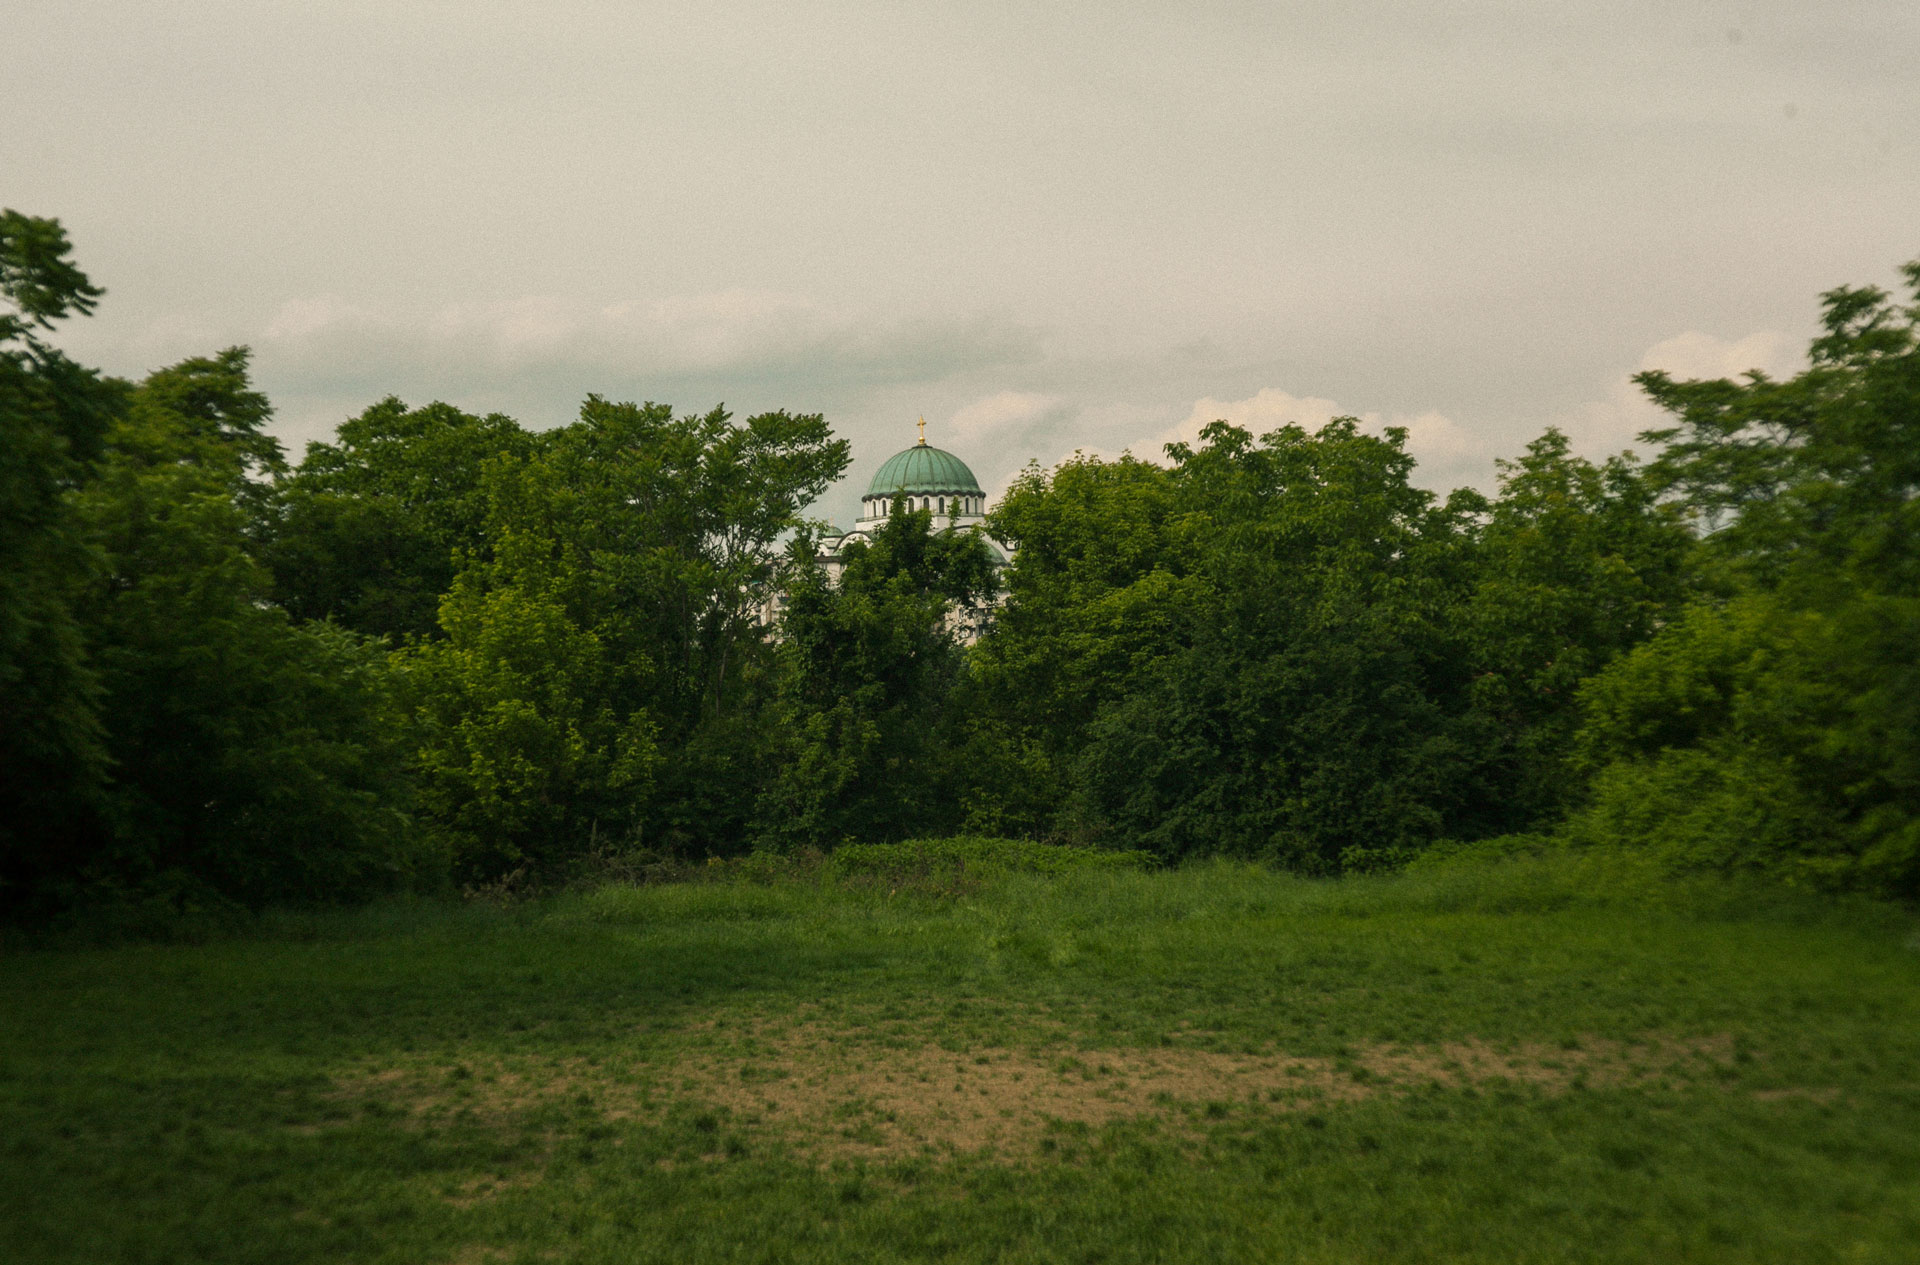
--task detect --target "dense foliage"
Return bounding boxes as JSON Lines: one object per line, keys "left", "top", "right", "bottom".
{"left": 759, "top": 506, "right": 996, "bottom": 849}
{"left": 965, "top": 423, "right": 1686, "bottom": 870}
{"left": 263, "top": 396, "right": 533, "bottom": 641}
{"left": 1564, "top": 266, "right": 1920, "bottom": 898}
{"left": 3, "top": 209, "right": 1915, "bottom": 915}
{"left": 0, "top": 212, "right": 118, "bottom": 905}
{"left": 70, "top": 350, "right": 421, "bottom": 907}
{"left": 395, "top": 397, "right": 848, "bottom": 877}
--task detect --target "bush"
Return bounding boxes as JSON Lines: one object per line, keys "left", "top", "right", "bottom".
{"left": 826, "top": 836, "right": 1153, "bottom": 886}
{"left": 1565, "top": 592, "right": 1920, "bottom": 897}
{"left": 1403, "top": 833, "right": 1556, "bottom": 872}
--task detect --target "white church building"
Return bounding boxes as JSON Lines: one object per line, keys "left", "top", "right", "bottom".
{"left": 771, "top": 422, "right": 1011, "bottom": 642}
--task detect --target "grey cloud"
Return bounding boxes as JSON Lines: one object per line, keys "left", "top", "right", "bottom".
{"left": 6, "top": 1, "right": 1913, "bottom": 523}
{"left": 234, "top": 294, "right": 1039, "bottom": 455}
{"left": 256, "top": 293, "right": 1037, "bottom": 392}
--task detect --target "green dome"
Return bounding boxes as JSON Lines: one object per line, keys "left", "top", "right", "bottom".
{"left": 864, "top": 444, "right": 984, "bottom": 498}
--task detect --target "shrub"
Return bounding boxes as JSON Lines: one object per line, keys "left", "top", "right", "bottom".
{"left": 826, "top": 836, "right": 1153, "bottom": 887}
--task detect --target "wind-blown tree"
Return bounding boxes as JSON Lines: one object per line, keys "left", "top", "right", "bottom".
{"left": 0, "top": 211, "right": 119, "bottom": 908}
{"left": 1568, "top": 261, "right": 1920, "bottom": 896}
{"left": 399, "top": 397, "right": 848, "bottom": 876}
{"left": 264, "top": 397, "right": 533, "bottom": 641}
{"left": 758, "top": 503, "right": 998, "bottom": 848}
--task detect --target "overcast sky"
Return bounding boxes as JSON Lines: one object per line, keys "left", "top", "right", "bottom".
{"left": 10, "top": 2, "right": 1917, "bottom": 523}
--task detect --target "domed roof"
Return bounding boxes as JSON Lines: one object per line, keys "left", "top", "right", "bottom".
{"left": 864, "top": 443, "right": 984, "bottom": 498}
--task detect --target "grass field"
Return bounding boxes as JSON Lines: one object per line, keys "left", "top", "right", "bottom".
{"left": 4, "top": 851, "right": 1919, "bottom": 1263}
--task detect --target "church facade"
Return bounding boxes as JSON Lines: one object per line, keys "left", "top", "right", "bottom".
{"left": 828, "top": 426, "right": 995, "bottom": 543}
{"left": 769, "top": 424, "right": 1010, "bottom": 643}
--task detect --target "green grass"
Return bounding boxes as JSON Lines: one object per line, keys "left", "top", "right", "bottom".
{"left": 826, "top": 835, "right": 1155, "bottom": 884}
{"left": 4, "top": 853, "right": 1918, "bottom": 1263}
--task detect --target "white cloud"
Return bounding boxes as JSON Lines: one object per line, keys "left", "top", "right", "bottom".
{"left": 1103, "top": 387, "right": 1480, "bottom": 486}
{"left": 1641, "top": 330, "right": 1797, "bottom": 382}
{"left": 1390, "top": 410, "right": 1477, "bottom": 466}
{"left": 1556, "top": 329, "right": 1799, "bottom": 456}
{"left": 104, "top": 291, "right": 1811, "bottom": 520}
{"left": 1084, "top": 330, "right": 1805, "bottom": 499}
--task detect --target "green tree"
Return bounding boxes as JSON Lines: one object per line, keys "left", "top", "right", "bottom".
{"left": 72, "top": 350, "right": 423, "bottom": 907}
{"left": 400, "top": 398, "right": 848, "bottom": 874}
{"left": 957, "top": 454, "right": 1200, "bottom": 837}
{"left": 758, "top": 503, "right": 997, "bottom": 848}
{"left": 1062, "top": 420, "right": 1485, "bottom": 867}
{"left": 974, "top": 456, "right": 1196, "bottom": 743}
{"left": 1459, "top": 430, "right": 1692, "bottom": 830}
{"left": 1569, "top": 261, "right": 1920, "bottom": 896}
{"left": 972, "top": 417, "right": 1701, "bottom": 866}
{"left": 264, "top": 398, "right": 532, "bottom": 641}
{"left": 0, "top": 212, "right": 119, "bottom": 908}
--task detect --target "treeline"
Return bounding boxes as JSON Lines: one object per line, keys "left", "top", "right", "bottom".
{"left": 3, "top": 212, "right": 1915, "bottom": 917}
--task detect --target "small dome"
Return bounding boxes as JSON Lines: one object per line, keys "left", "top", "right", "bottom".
{"left": 865, "top": 444, "right": 984, "bottom": 499}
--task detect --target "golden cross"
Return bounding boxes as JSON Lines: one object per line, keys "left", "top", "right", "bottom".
{"left": 917, "top": 416, "right": 927, "bottom": 445}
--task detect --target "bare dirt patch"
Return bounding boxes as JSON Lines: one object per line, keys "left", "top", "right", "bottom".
{"left": 671, "top": 1029, "right": 1736, "bottom": 1157}
{"left": 319, "top": 1027, "right": 1741, "bottom": 1162}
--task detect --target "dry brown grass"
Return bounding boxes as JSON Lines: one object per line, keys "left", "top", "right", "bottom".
{"left": 316, "top": 1020, "right": 1754, "bottom": 1164}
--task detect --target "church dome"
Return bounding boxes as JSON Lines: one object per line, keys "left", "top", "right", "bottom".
{"left": 865, "top": 444, "right": 984, "bottom": 498}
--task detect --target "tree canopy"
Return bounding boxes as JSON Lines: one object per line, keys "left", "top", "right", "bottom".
{"left": 4, "top": 210, "right": 1915, "bottom": 916}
